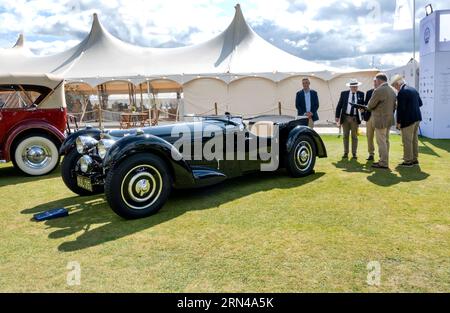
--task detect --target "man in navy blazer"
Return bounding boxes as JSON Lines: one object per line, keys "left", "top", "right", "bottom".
{"left": 391, "top": 75, "right": 423, "bottom": 167}
{"left": 296, "top": 77, "right": 319, "bottom": 128}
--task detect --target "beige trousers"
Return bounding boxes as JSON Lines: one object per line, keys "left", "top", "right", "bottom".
{"left": 366, "top": 117, "right": 375, "bottom": 157}
{"left": 342, "top": 115, "right": 359, "bottom": 155}
{"left": 308, "top": 118, "right": 314, "bottom": 129}
{"left": 375, "top": 127, "right": 391, "bottom": 167}
{"left": 401, "top": 121, "right": 420, "bottom": 163}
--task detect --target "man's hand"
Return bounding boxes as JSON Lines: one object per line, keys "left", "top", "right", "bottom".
{"left": 335, "top": 118, "right": 340, "bottom": 125}
{"left": 306, "top": 112, "right": 313, "bottom": 119}
{"left": 397, "top": 123, "right": 401, "bottom": 130}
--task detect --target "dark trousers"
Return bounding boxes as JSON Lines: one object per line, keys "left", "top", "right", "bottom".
{"left": 342, "top": 115, "right": 359, "bottom": 155}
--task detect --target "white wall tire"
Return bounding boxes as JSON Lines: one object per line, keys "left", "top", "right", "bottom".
{"left": 13, "top": 135, "right": 60, "bottom": 176}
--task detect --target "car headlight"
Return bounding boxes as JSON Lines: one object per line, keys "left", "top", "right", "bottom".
{"left": 79, "top": 155, "right": 93, "bottom": 173}
{"left": 97, "top": 139, "right": 116, "bottom": 159}
{"left": 76, "top": 136, "right": 98, "bottom": 154}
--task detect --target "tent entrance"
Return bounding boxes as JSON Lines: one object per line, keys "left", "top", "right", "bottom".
{"left": 65, "top": 79, "right": 183, "bottom": 128}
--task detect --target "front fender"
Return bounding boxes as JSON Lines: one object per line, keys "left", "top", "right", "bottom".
{"left": 286, "top": 126, "right": 327, "bottom": 158}
{"left": 59, "top": 127, "right": 102, "bottom": 155}
{"left": 103, "top": 134, "right": 195, "bottom": 188}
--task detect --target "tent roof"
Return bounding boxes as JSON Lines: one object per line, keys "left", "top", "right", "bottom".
{"left": 0, "top": 4, "right": 364, "bottom": 86}
{"left": 0, "top": 73, "right": 63, "bottom": 88}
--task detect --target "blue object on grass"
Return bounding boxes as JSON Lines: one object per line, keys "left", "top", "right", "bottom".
{"left": 33, "top": 208, "right": 69, "bottom": 221}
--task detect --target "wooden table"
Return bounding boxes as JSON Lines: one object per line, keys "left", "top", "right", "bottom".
{"left": 120, "top": 112, "right": 149, "bottom": 129}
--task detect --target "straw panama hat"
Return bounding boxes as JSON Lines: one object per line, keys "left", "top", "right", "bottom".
{"left": 346, "top": 78, "right": 362, "bottom": 87}
{"left": 390, "top": 74, "right": 404, "bottom": 86}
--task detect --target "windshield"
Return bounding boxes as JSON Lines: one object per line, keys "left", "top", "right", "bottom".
{"left": 0, "top": 84, "right": 52, "bottom": 109}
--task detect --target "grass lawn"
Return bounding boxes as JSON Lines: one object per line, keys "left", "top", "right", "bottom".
{"left": 0, "top": 134, "right": 449, "bottom": 292}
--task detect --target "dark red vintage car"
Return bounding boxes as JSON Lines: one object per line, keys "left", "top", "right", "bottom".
{"left": 0, "top": 74, "right": 67, "bottom": 176}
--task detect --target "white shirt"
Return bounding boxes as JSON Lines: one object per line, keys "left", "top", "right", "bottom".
{"left": 304, "top": 90, "right": 311, "bottom": 113}
{"left": 346, "top": 92, "right": 357, "bottom": 115}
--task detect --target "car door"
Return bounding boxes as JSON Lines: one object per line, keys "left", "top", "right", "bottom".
{"left": 186, "top": 120, "right": 221, "bottom": 170}
{"left": 0, "top": 85, "right": 21, "bottom": 148}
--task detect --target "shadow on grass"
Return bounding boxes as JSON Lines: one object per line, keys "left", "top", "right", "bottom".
{"left": 419, "top": 137, "right": 450, "bottom": 155}
{"left": 0, "top": 164, "right": 61, "bottom": 188}
{"left": 332, "top": 159, "right": 375, "bottom": 174}
{"left": 367, "top": 165, "right": 430, "bottom": 187}
{"left": 22, "top": 170, "right": 325, "bottom": 252}
{"left": 333, "top": 159, "right": 430, "bottom": 187}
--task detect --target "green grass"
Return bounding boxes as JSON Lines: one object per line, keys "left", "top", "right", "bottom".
{"left": 0, "top": 135, "right": 449, "bottom": 292}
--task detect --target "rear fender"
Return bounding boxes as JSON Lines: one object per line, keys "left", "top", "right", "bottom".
{"left": 4, "top": 121, "right": 66, "bottom": 162}
{"left": 286, "top": 126, "right": 327, "bottom": 158}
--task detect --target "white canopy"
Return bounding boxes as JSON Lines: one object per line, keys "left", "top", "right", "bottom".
{"left": 0, "top": 4, "right": 349, "bottom": 86}
{"left": 0, "top": 4, "right": 382, "bottom": 122}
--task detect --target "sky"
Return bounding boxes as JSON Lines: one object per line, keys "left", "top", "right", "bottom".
{"left": 0, "top": 0, "right": 448, "bottom": 70}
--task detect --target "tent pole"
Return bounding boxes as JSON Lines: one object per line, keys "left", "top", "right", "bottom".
{"left": 132, "top": 84, "right": 137, "bottom": 108}
{"left": 127, "top": 83, "right": 130, "bottom": 110}
{"left": 412, "top": 0, "right": 417, "bottom": 88}
{"left": 80, "top": 93, "right": 88, "bottom": 123}
{"left": 146, "top": 81, "right": 151, "bottom": 121}
{"left": 175, "top": 90, "right": 181, "bottom": 122}
{"left": 140, "top": 84, "right": 144, "bottom": 112}
{"left": 97, "top": 86, "right": 103, "bottom": 129}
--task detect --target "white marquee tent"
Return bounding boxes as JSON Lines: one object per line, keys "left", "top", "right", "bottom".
{"left": 0, "top": 4, "right": 381, "bottom": 123}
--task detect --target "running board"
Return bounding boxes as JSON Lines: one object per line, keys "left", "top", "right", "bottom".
{"left": 192, "top": 167, "right": 227, "bottom": 188}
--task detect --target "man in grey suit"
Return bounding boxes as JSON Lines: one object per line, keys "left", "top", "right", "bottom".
{"left": 366, "top": 73, "right": 397, "bottom": 169}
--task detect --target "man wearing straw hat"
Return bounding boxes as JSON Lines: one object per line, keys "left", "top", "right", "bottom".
{"left": 366, "top": 73, "right": 397, "bottom": 169}
{"left": 335, "top": 78, "right": 365, "bottom": 159}
{"left": 296, "top": 77, "right": 320, "bottom": 128}
{"left": 390, "top": 74, "right": 423, "bottom": 167}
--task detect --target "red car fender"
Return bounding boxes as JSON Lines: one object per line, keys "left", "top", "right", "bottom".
{"left": 3, "top": 120, "right": 65, "bottom": 162}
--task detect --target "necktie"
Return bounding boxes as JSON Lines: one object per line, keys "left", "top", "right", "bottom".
{"left": 351, "top": 93, "right": 356, "bottom": 116}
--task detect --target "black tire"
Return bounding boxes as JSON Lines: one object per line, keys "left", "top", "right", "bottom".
{"left": 105, "top": 153, "right": 172, "bottom": 219}
{"left": 61, "top": 149, "right": 104, "bottom": 196}
{"left": 11, "top": 133, "right": 60, "bottom": 176}
{"left": 286, "top": 135, "right": 317, "bottom": 177}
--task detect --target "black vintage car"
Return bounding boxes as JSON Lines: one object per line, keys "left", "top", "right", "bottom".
{"left": 59, "top": 114, "right": 327, "bottom": 219}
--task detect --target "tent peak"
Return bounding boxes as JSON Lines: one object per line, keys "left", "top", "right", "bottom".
{"left": 13, "top": 34, "right": 24, "bottom": 48}
{"left": 90, "top": 13, "right": 103, "bottom": 34}
{"left": 225, "top": 2, "right": 251, "bottom": 41}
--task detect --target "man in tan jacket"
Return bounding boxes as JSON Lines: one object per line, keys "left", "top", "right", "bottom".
{"left": 366, "top": 73, "right": 397, "bottom": 169}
